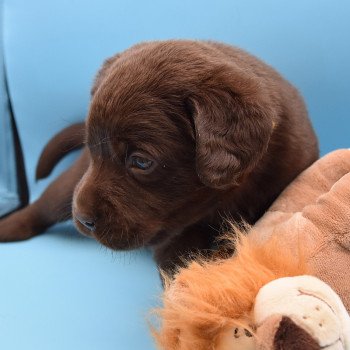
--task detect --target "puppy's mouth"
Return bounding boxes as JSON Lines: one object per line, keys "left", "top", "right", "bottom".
{"left": 72, "top": 202, "right": 170, "bottom": 249}
{"left": 73, "top": 216, "right": 163, "bottom": 250}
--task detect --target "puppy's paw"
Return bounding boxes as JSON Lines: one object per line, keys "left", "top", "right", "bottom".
{"left": 0, "top": 209, "right": 39, "bottom": 241}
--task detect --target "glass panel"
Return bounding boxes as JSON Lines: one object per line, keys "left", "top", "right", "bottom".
{"left": 0, "top": 1, "right": 20, "bottom": 216}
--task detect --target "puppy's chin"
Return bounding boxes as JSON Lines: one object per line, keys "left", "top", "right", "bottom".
{"left": 97, "top": 232, "right": 146, "bottom": 251}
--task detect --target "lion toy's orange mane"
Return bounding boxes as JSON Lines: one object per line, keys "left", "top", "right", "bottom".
{"left": 152, "top": 229, "right": 307, "bottom": 350}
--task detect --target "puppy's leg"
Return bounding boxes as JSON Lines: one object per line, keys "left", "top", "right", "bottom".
{"left": 0, "top": 150, "right": 89, "bottom": 241}
{"left": 153, "top": 222, "right": 219, "bottom": 277}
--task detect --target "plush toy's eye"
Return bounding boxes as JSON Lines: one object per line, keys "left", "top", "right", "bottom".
{"left": 127, "top": 152, "right": 157, "bottom": 174}
{"left": 217, "top": 327, "right": 255, "bottom": 350}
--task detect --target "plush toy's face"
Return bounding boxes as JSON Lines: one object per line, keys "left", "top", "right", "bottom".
{"left": 254, "top": 275, "right": 350, "bottom": 350}
{"left": 215, "top": 275, "right": 350, "bottom": 350}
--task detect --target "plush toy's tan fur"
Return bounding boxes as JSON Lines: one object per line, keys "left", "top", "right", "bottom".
{"left": 153, "top": 231, "right": 308, "bottom": 350}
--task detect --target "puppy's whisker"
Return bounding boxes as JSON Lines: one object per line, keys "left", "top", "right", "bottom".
{"left": 100, "top": 226, "right": 111, "bottom": 242}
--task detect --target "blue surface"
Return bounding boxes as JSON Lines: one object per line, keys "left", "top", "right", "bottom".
{"left": 1, "top": 0, "right": 350, "bottom": 349}
{"left": 0, "top": 223, "right": 160, "bottom": 350}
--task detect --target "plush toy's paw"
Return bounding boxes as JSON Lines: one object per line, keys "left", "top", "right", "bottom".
{"left": 218, "top": 326, "right": 255, "bottom": 350}
{"left": 254, "top": 276, "right": 350, "bottom": 350}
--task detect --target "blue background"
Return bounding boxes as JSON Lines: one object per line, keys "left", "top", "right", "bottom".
{"left": 1, "top": 0, "right": 349, "bottom": 349}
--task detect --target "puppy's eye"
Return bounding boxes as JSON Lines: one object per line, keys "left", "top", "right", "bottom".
{"left": 127, "top": 152, "right": 157, "bottom": 174}
{"left": 131, "top": 156, "right": 153, "bottom": 170}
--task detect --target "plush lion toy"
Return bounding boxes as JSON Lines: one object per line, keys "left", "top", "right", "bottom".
{"left": 153, "top": 149, "right": 350, "bottom": 350}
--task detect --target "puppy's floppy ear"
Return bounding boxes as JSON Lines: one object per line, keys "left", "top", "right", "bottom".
{"left": 91, "top": 53, "right": 121, "bottom": 96}
{"left": 189, "top": 66, "right": 277, "bottom": 190}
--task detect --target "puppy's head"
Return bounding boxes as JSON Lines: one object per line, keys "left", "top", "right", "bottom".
{"left": 73, "top": 41, "right": 276, "bottom": 250}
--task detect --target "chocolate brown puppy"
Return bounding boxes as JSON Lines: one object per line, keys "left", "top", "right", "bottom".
{"left": 0, "top": 40, "right": 318, "bottom": 273}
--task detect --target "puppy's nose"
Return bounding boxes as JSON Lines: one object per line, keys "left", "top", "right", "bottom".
{"left": 75, "top": 213, "right": 96, "bottom": 232}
